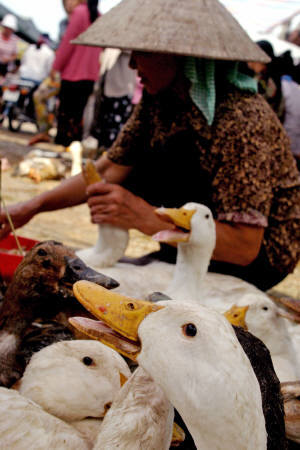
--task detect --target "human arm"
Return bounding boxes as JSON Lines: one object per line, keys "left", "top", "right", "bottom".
{"left": 86, "top": 181, "right": 176, "bottom": 235}
{"left": 0, "top": 172, "right": 87, "bottom": 239}
{"left": 86, "top": 175, "right": 264, "bottom": 265}
{"left": 214, "top": 221, "right": 264, "bottom": 266}
{"left": 0, "top": 154, "right": 122, "bottom": 239}
{"left": 86, "top": 177, "right": 264, "bottom": 266}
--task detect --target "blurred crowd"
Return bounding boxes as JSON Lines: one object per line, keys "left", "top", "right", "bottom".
{"left": 244, "top": 39, "right": 300, "bottom": 169}
{"left": 0, "top": 0, "right": 298, "bottom": 166}
{"left": 0, "top": 0, "right": 142, "bottom": 156}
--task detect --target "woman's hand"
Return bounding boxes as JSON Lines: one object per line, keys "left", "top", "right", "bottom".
{"left": 86, "top": 182, "right": 176, "bottom": 236}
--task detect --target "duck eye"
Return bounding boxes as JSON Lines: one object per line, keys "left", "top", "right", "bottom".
{"left": 37, "top": 248, "right": 47, "bottom": 256}
{"left": 205, "top": 214, "right": 209, "bottom": 219}
{"left": 104, "top": 402, "right": 112, "bottom": 412}
{"left": 82, "top": 356, "right": 94, "bottom": 366}
{"left": 182, "top": 323, "right": 197, "bottom": 337}
{"left": 262, "top": 307, "right": 268, "bottom": 311}
{"left": 127, "top": 302, "right": 135, "bottom": 310}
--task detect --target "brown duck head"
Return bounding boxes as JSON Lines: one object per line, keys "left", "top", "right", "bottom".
{"left": 0, "top": 240, "right": 119, "bottom": 387}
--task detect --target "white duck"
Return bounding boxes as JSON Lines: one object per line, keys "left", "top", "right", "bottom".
{"left": 70, "top": 305, "right": 249, "bottom": 449}
{"left": 266, "top": 293, "right": 300, "bottom": 380}
{"left": 76, "top": 198, "right": 298, "bottom": 382}
{"left": 76, "top": 201, "right": 260, "bottom": 301}
{"left": 0, "top": 388, "right": 89, "bottom": 450}
{"left": 153, "top": 202, "right": 216, "bottom": 302}
{"left": 152, "top": 202, "right": 269, "bottom": 305}
{"left": 0, "top": 339, "right": 131, "bottom": 449}
{"left": 152, "top": 202, "right": 299, "bottom": 382}
{"left": 70, "top": 283, "right": 268, "bottom": 450}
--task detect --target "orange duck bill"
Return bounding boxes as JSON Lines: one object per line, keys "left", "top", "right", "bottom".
{"left": 69, "top": 280, "right": 164, "bottom": 360}
{"left": 152, "top": 206, "right": 196, "bottom": 243}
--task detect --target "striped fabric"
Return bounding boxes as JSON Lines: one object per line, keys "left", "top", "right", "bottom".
{"left": 184, "top": 57, "right": 258, "bottom": 125}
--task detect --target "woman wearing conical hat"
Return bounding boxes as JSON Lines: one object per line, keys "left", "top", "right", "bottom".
{"left": 0, "top": 0, "right": 299, "bottom": 291}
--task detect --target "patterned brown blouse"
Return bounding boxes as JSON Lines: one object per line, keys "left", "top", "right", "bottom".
{"left": 107, "top": 86, "right": 300, "bottom": 275}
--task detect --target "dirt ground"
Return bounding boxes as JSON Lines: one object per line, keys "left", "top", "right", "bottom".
{"left": 0, "top": 124, "right": 298, "bottom": 298}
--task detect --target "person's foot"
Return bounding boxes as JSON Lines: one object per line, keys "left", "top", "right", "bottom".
{"left": 28, "top": 133, "right": 51, "bottom": 146}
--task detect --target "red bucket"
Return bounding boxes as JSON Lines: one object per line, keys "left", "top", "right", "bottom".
{"left": 0, "top": 234, "right": 39, "bottom": 282}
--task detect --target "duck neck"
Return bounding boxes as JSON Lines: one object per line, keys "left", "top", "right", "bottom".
{"left": 167, "top": 243, "right": 211, "bottom": 300}
{"left": 93, "top": 224, "right": 129, "bottom": 267}
{"left": 0, "top": 287, "right": 36, "bottom": 334}
{"left": 93, "top": 368, "right": 173, "bottom": 449}
{"left": 158, "top": 362, "right": 267, "bottom": 450}
{"left": 70, "top": 150, "right": 82, "bottom": 176}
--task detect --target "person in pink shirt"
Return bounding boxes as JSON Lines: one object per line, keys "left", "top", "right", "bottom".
{"left": 52, "top": 0, "right": 101, "bottom": 146}
{"left": 0, "top": 14, "right": 18, "bottom": 77}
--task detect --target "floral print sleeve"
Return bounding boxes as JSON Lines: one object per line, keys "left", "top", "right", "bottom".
{"left": 210, "top": 92, "right": 297, "bottom": 227}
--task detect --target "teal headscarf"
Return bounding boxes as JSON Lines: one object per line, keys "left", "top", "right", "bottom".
{"left": 184, "top": 57, "right": 258, "bottom": 125}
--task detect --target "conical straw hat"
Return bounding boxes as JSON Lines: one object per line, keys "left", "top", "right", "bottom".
{"left": 74, "top": 0, "right": 270, "bottom": 63}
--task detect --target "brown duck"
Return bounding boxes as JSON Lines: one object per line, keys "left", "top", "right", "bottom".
{"left": 0, "top": 240, "right": 118, "bottom": 387}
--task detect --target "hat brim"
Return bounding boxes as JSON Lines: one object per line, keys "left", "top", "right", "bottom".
{"left": 73, "top": 0, "right": 270, "bottom": 63}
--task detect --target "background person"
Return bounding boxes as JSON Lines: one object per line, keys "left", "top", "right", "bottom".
{"left": 19, "top": 34, "right": 55, "bottom": 87}
{"left": 247, "top": 40, "right": 286, "bottom": 122}
{"left": 28, "top": 73, "right": 61, "bottom": 145}
{"left": 0, "top": 0, "right": 299, "bottom": 292}
{"left": 51, "top": 0, "right": 101, "bottom": 147}
{"left": 28, "top": 0, "right": 77, "bottom": 146}
{"left": 86, "top": 48, "right": 140, "bottom": 154}
{"left": 247, "top": 40, "right": 300, "bottom": 170}
{"left": 0, "top": 14, "right": 18, "bottom": 78}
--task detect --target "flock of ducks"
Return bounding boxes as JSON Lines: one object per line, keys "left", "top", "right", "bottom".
{"left": 77, "top": 202, "right": 300, "bottom": 382}
{"left": 1, "top": 199, "right": 300, "bottom": 448}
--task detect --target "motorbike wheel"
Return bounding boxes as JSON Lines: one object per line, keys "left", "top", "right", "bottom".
{"left": 8, "top": 105, "right": 22, "bottom": 132}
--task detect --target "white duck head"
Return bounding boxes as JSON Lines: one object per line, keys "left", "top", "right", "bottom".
{"left": 237, "top": 293, "right": 299, "bottom": 382}
{"left": 153, "top": 202, "right": 216, "bottom": 301}
{"left": 18, "top": 339, "right": 131, "bottom": 422}
{"left": 70, "top": 282, "right": 267, "bottom": 450}
{"left": 238, "top": 294, "right": 293, "bottom": 355}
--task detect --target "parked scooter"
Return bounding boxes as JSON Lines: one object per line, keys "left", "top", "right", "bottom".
{"left": 0, "top": 79, "right": 39, "bottom": 132}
